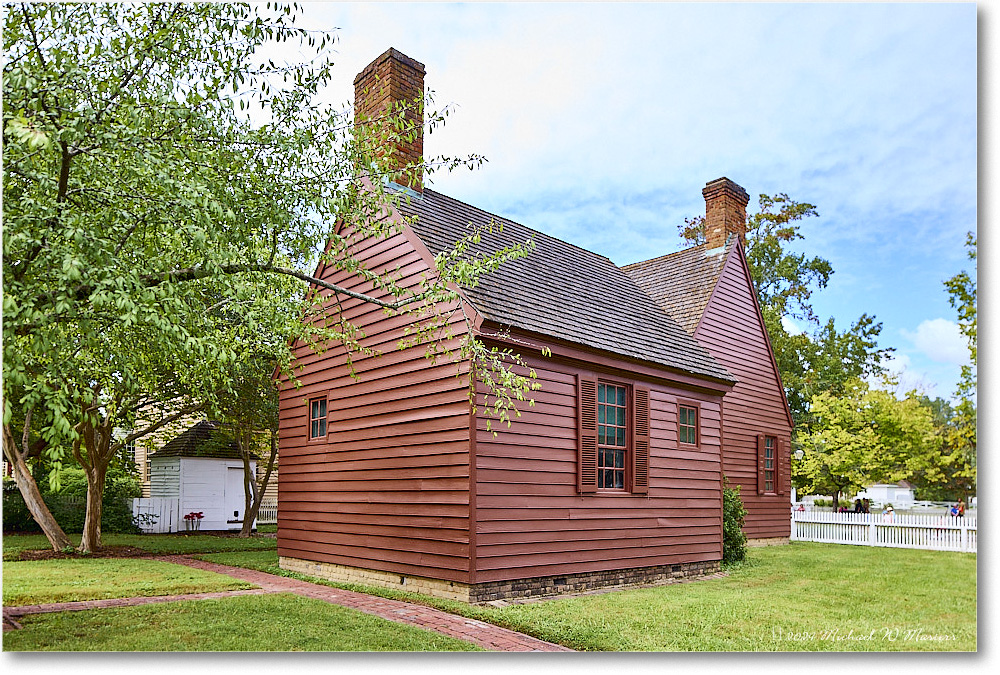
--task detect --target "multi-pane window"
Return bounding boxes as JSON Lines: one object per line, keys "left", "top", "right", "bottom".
{"left": 598, "top": 382, "right": 627, "bottom": 489}
{"left": 309, "top": 397, "right": 327, "bottom": 440}
{"left": 679, "top": 405, "right": 698, "bottom": 445}
{"left": 764, "top": 436, "right": 776, "bottom": 493}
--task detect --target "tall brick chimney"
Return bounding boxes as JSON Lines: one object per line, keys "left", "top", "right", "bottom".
{"left": 703, "top": 177, "right": 750, "bottom": 249}
{"left": 354, "top": 48, "right": 425, "bottom": 193}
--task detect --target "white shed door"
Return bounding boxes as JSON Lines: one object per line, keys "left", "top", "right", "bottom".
{"left": 225, "top": 467, "right": 245, "bottom": 523}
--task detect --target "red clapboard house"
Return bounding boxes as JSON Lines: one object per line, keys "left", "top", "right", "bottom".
{"left": 276, "top": 48, "right": 791, "bottom": 603}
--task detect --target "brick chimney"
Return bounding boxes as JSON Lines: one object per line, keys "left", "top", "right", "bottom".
{"left": 354, "top": 48, "right": 425, "bottom": 193}
{"left": 702, "top": 177, "right": 750, "bottom": 249}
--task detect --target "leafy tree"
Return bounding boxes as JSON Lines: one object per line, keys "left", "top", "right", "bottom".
{"left": 794, "top": 379, "right": 937, "bottom": 509}
{"left": 907, "top": 396, "right": 976, "bottom": 502}
{"left": 213, "top": 355, "right": 281, "bottom": 537}
{"left": 775, "top": 314, "right": 888, "bottom": 427}
{"left": 3, "top": 3, "right": 533, "bottom": 551}
{"left": 680, "top": 193, "right": 891, "bottom": 427}
{"left": 938, "top": 233, "right": 977, "bottom": 501}
{"left": 945, "top": 233, "right": 977, "bottom": 382}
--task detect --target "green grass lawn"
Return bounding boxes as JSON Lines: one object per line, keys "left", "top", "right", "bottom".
{"left": 3, "top": 536, "right": 975, "bottom": 652}
{"left": 3, "top": 557, "right": 254, "bottom": 605}
{"left": 202, "top": 542, "right": 976, "bottom": 652}
{"left": 3, "top": 592, "right": 481, "bottom": 651}
{"left": 2, "top": 532, "right": 276, "bottom": 560}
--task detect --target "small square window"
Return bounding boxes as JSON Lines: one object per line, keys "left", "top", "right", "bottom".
{"left": 309, "top": 397, "right": 327, "bottom": 440}
{"left": 679, "top": 405, "right": 698, "bottom": 445}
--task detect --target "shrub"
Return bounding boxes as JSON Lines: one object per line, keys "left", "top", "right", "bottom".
{"left": 2, "top": 479, "right": 38, "bottom": 532}
{"left": 722, "top": 478, "right": 748, "bottom": 565}
{"left": 2, "top": 466, "right": 142, "bottom": 534}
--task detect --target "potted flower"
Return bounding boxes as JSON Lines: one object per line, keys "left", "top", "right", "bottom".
{"left": 184, "top": 511, "right": 204, "bottom": 532}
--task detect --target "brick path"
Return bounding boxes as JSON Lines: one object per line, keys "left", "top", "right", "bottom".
{"left": 4, "top": 554, "right": 572, "bottom": 652}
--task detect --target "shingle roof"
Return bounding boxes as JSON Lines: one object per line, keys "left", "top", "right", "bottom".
{"left": 622, "top": 243, "right": 731, "bottom": 334}
{"left": 394, "top": 189, "right": 735, "bottom": 383}
{"left": 153, "top": 421, "right": 257, "bottom": 460}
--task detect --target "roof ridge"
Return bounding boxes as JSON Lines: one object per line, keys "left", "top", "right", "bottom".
{"left": 421, "top": 188, "right": 617, "bottom": 265}
{"left": 622, "top": 242, "right": 721, "bottom": 272}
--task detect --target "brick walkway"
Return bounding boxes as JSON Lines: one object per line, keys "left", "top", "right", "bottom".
{"left": 3, "top": 554, "right": 572, "bottom": 652}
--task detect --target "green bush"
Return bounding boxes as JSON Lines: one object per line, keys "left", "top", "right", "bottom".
{"left": 2, "top": 479, "right": 38, "bottom": 532}
{"left": 722, "top": 478, "right": 748, "bottom": 565}
{"left": 2, "top": 466, "right": 142, "bottom": 534}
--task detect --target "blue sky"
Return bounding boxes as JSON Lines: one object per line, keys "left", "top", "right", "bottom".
{"left": 293, "top": 1, "right": 978, "bottom": 400}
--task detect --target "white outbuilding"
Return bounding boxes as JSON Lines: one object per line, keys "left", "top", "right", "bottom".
{"left": 855, "top": 481, "right": 916, "bottom": 507}
{"left": 148, "top": 421, "right": 257, "bottom": 532}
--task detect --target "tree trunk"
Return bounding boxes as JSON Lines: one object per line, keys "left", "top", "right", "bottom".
{"left": 2, "top": 423, "right": 73, "bottom": 551}
{"left": 240, "top": 451, "right": 254, "bottom": 538}
{"left": 78, "top": 467, "right": 106, "bottom": 554}
{"left": 74, "top": 418, "right": 114, "bottom": 554}
{"left": 832, "top": 490, "right": 840, "bottom": 511}
{"left": 240, "top": 431, "right": 277, "bottom": 537}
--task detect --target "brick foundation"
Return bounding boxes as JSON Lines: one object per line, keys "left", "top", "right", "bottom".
{"left": 280, "top": 556, "right": 721, "bottom": 604}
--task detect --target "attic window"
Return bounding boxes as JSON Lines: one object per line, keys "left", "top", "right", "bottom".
{"left": 309, "top": 397, "right": 327, "bottom": 440}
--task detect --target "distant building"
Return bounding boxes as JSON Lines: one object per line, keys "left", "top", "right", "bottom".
{"left": 856, "top": 481, "right": 916, "bottom": 506}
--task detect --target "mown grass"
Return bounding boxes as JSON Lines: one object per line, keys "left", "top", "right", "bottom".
{"left": 3, "top": 557, "right": 254, "bottom": 605}
{"left": 3, "top": 592, "right": 481, "bottom": 651}
{"left": 202, "top": 542, "right": 976, "bottom": 651}
{"left": 2, "top": 532, "right": 276, "bottom": 560}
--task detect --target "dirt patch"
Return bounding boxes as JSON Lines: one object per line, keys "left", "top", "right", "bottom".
{"left": 13, "top": 546, "right": 152, "bottom": 561}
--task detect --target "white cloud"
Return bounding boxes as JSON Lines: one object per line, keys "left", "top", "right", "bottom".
{"left": 868, "top": 352, "right": 938, "bottom": 398}
{"left": 901, "top": 318, "right": 969, "bottom": 366}
{"left": 781, "top": 316, "right": 805, "bottom": 335}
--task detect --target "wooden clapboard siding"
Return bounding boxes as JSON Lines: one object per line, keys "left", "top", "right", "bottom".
{"left": 149, "top": 457, "right": 181, "bottom": 498}
{"left": 276, "top": 222, "right": 474, "bottom": 583}
{"left": 473, "top": 345, "right": 725, "bottom": 583}
{"left": 694, "top": 245, "right": 793, "bottom": 539}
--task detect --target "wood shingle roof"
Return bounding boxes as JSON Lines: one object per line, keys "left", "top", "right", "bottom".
{"left": 395, "top": 189, "right": 735, "bottom": 384}
{"left": 153, "top": 421, "right": 257, "bottom": 460}
{"left": 622, "top": 242, "right": 731, "bottom": 335}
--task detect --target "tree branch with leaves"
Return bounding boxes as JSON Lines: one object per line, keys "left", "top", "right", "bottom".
{"left": 3, "top": 2, "right": 539, "bottom": 551}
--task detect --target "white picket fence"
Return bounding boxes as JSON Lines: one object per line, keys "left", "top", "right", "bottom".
{"left": 257, "top": 498, "right": 277, "bottom": 524}
{"left": 791, "top": 511, "right": 977, "bottom": 553}
{"left": 132, "top": 497, "right": 276, "bottom": 532}
{"left": 132, "top": 497, "right": 181, "bottom": 534}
